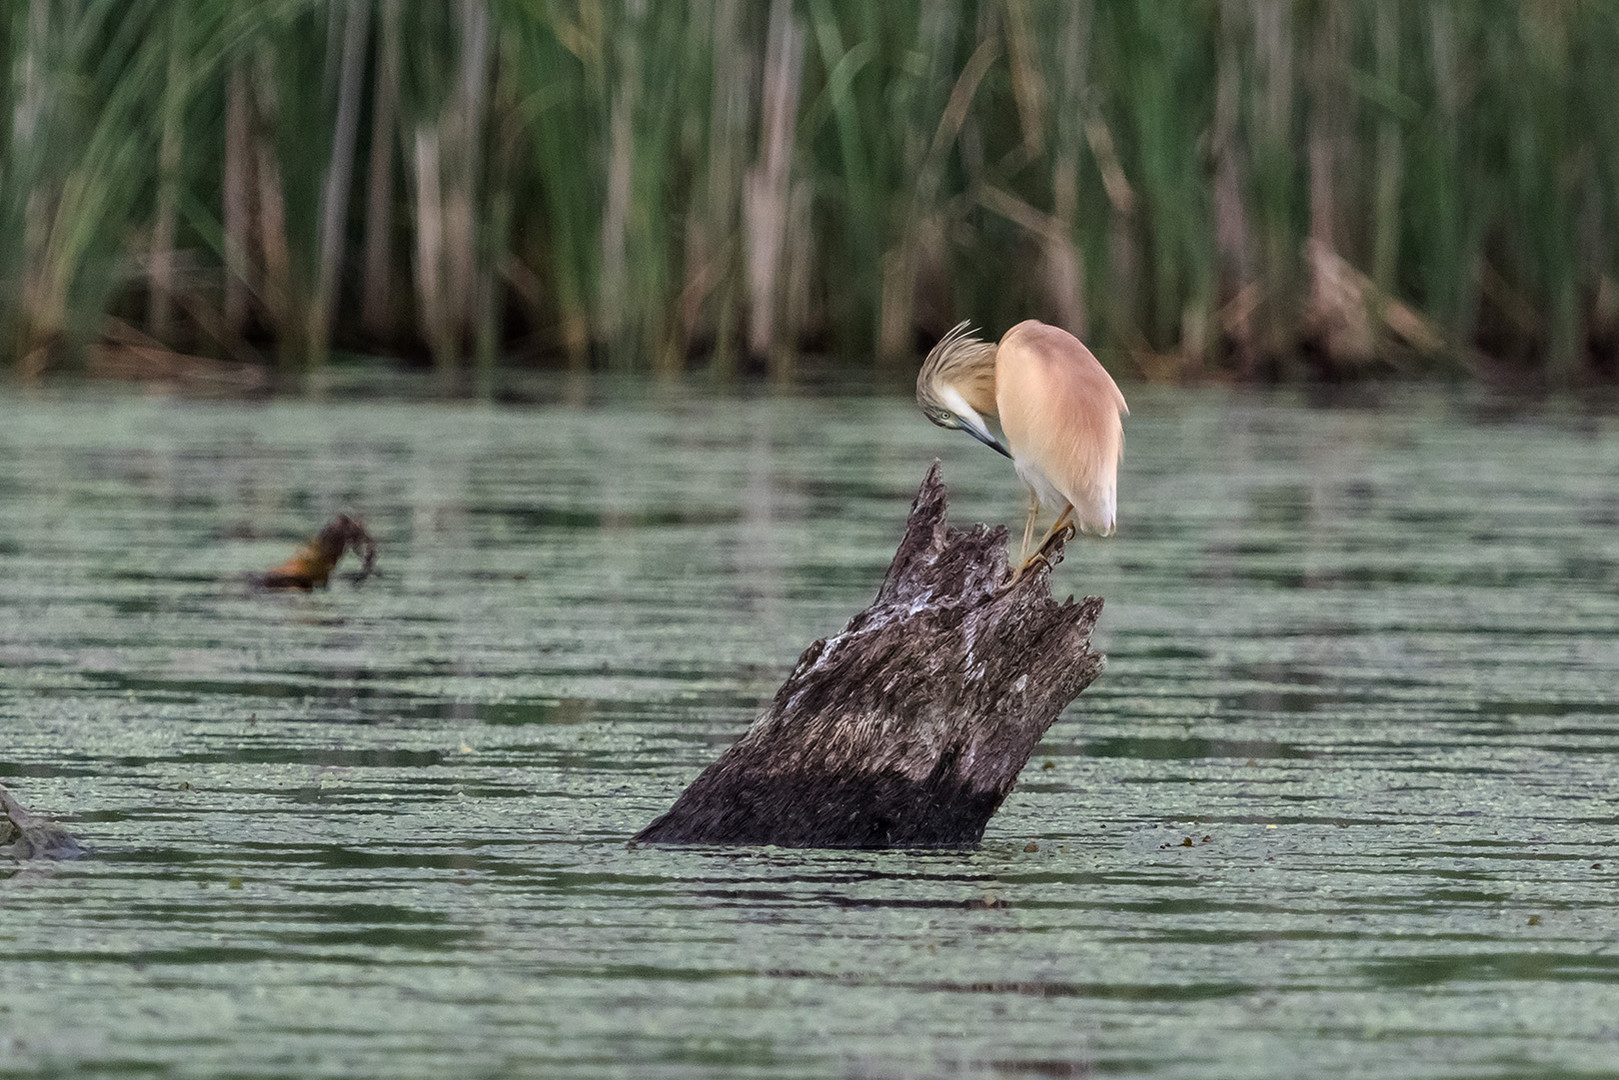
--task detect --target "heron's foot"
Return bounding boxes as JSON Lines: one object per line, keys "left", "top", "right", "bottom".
{"left": 1040, "top": 522, "right": 1077, "bottom": 558}
{"left": 1029, "top": 522, "right": 1076, "bottom": 564}
{"left": 1008, "top": 552, "right": 1049, "bottom": 586}
{"left": 1006, "top": 522, "right": 1077, "bottom": 587}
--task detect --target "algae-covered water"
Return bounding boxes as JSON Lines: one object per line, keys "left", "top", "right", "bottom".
{"left": 3, "top": 382, "right": 1618, "bottom": 1078}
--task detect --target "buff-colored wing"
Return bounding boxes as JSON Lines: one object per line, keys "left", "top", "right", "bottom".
{"left": 994, "top": 320, "right": 1128, "bottom": 534}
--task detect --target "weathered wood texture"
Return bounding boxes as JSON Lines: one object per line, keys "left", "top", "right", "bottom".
{"left": 636, "top": 461, "right": 1105, "bottom": 849}
{"left": 1, "top": 784, "right": 83, "bottom": 861}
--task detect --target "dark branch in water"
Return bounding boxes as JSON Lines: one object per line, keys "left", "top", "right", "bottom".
{"left": 636, "top": 461, "right": 1105, "bottom": 849}
{"left": 1, "top": 784, "right": 84, "bottom": 861}
{"left": 252, "top": 514, "right": 378, "bottom": 590}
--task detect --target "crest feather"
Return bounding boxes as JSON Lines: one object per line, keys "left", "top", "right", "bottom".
{"left": 917, "top": 322, "right": 999, "bottom": 418}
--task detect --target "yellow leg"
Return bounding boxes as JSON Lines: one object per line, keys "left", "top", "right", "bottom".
{"left": 1018, "top": 489, "right": 1040, "bottom": 565}
{"left": 1010, "top": 503, "right": 1076, "bottom": 585}
{"left": 1032, "top": 504, "right": 1077, "bottom": 560}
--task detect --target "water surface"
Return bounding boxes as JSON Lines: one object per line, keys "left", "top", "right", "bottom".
{"left": 3, "top": 382, "right": 1618, "bottom": 1078}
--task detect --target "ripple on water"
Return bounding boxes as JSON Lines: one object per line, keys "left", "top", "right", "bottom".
{"left": 3, "top": 386, "right": 1619, "bottom": 1078}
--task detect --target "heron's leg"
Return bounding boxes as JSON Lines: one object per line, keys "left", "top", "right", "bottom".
{"left": 1011, "top": 504, "right": 1075, "bottom": 584}
{"left": 1018, "top": 488, "right": 1041, "bottom": 564}
{"left": 1034, "top": 504, "right": 1077, "bottom": 559}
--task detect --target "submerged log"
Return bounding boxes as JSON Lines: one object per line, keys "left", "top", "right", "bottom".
{"left": 636, "top": 461, "right": 1105, "bottom": 849}
{"left": 252, "top": 514, "right": 378, "bottom": 590}
{"left": 1, "top": 784, "right": 83, "bottom": 861}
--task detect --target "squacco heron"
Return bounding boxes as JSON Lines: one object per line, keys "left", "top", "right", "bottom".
{"left": 916, "top": 319, "right": 1128, "bottom": 573}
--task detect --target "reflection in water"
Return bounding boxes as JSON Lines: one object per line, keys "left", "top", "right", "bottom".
{"left": 2, "top": 385, "right": 1618, "bottom": 1077}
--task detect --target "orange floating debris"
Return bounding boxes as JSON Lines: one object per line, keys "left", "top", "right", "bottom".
{"left": 253, "top": 514, "right": 377, "bottom": 590}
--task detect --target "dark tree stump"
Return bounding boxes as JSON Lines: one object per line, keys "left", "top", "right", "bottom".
{"left": 636, "top": 461, "right": 1105, "bottom": 849}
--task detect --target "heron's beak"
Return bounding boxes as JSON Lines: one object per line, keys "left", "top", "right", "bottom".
{"left": 960, "top": 416, "right": 1012, "bottom": 459}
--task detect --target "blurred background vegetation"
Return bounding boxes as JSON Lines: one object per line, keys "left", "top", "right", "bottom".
{"left": 3, "top": 0, "right": 1617, "bottom": 388}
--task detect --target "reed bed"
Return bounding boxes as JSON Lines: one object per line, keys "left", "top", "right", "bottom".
{"left": 3, "top": 0, "right": 1616, "bottom": 384}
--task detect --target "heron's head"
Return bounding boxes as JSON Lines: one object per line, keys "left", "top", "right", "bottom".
{"left": 916, "top": 322, "right": 1011, "bottom": 458}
